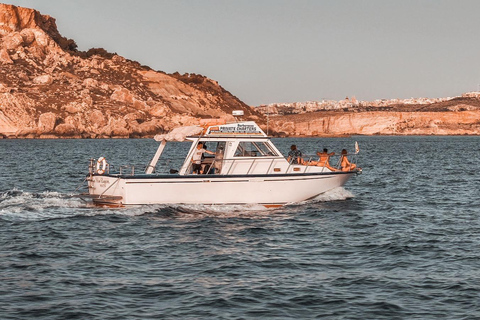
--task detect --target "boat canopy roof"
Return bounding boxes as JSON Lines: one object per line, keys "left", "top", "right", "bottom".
{"left": 154, "top": 121, "right": 266, "bottom": 142}
{"left": 202, "top": 121, "right": 266, "bottom": 137}
{"left": 154, "top": 125, "right": 203, "bottom": 142}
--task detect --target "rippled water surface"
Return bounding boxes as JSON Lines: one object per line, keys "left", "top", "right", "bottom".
{"left": 1, "top": 137, "right": 480, "bottom": 319}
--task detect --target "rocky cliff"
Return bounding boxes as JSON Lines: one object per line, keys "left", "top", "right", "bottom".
{"left": 0, "top": 4, "right": 262, "bottom": 138}
{"left": 260, "top": 96, "right": 480, "bottom": 136}
{"left": 267, "top": 110, "right": 480, "bottom": 136}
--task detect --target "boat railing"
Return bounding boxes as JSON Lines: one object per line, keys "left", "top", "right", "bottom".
{"left": 186, "top": 154, "right": 358, "bottom": 176}
{"left": 333, "top": 153, "right": 359, "bottom": 170}
{"left": 181, "top": 152, "right": 359, "bottom": 176}
{"left": 119, "top": 165, "right": 135, "bottom": 175}
{"left": 92, "top": 152, "right": 359, "bottom": 177}
{"left": 185, "top": 156, "right": 282, "bottom": 176}
{"left": 287, "top": 156, "right": 327, "bottom": 173}
{"left": 287, "top": 153, "right": 359, "bottom": 172}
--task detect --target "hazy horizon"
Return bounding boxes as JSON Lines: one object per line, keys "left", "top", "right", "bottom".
{"left": 4, "top": 0, "right": 480, "bottom": 106}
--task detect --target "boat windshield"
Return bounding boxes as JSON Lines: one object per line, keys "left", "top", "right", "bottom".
{"left": 234, "top": 141, "right": 278, "bottom": 157}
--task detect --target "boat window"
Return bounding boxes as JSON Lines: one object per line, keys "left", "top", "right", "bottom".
{"left": 200, "top": 141, "right": 222, "bottom": 158}
{"left": 253, "top": 142, "right": 278, "bottom": 156}
{"left": 234, "top": 141, "right": 277, "bottom": 157}
{"left": 215, "top": 142, "right": 226, "bottom": 158}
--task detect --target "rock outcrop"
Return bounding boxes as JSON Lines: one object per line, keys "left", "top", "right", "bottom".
{"left": 0, "top": 4, "right": 262, "bottom": 138}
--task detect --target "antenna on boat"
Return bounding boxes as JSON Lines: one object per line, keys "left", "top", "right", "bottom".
{"left": 232, "top": 110, "right": 244, "bottom": 122}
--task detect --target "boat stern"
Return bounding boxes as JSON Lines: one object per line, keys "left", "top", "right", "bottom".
{"left": 87, "top": 174, "right": 125, "bottom": 207}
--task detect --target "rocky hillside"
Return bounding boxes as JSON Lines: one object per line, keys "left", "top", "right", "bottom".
{"left": 1, "top": 4, "right": 479, "bottom": 139}
{"left": 0, "top": 4, "right": 262, "bottom": 138}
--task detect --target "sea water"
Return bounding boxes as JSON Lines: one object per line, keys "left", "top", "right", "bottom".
{"left": 1, "top": 136, "right": 479, "bottom": 319}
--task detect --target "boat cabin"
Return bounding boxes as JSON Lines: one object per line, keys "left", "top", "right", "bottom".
{"left": 143, "top": 120, "right": 334, "bottom": 177}
{"left": 178, "top": 121, "right": 287, "bottom": 176}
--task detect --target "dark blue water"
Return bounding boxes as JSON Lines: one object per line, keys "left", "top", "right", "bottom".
{"left": 1, "top": 136, "right": 479, "bottom": 319}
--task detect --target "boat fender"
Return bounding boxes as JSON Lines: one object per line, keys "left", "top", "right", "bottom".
{"left": 96, "top": 157, "right": 107, "bottom": 175}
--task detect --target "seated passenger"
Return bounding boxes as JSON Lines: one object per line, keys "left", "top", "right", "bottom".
{"left": 310, "top": 148, "right": 337, "bottom": 171}
{"left": 340, "top": 149, "right": 357, "bottom": 172}
{"left": 287, "top": 144, "right": 305, "bottom": 165}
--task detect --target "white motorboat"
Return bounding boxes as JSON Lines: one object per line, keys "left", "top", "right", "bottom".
{"left": 86, "top": 113, "right": 360, "bottom": 207}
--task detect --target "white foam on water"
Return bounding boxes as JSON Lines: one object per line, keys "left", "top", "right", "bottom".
{"left": 0, "top": 189, "right": 86, "bottom": 221}
{"left": 115, "top": 202, "right": 275, "bottom": 220}
{"left": 169, "top": 203, "right": 275, "bottom": 219}
{"left": 313, "top": 187, "right": 354, "bottom": 202}
{"left": 310, "top": 187, "right": 355, "bottom": 202}
{"left": 89, "top": 204, "right": 169, "bottom": 217}
{"left": 173, "top": 203, "right": 269, "bottom": 213}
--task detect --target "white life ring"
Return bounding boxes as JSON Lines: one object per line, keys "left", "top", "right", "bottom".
{"left": 96, "top": 157, "right": 107, "bottom": 175}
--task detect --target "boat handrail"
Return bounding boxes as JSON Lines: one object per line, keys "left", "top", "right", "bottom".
{"left": 93, "top": 152, "right": 358, "bottom": 176}
{"left": 246, "top": 158, "right": 257, "bottom": 175}
{"left": 119, "top": 165, "right": 135, "bottom": 175}
{"left": 187, "top": 156, "right": 336, "bottom": 176}
{"left": 183, "top": 156, "right": 278, "bottom": 176}
{"left": 303, "top": 157, "right": 313, "bottom": 173}
{"left": 301, "top": 153, "right": 359, "bottom": 171}
{"left": 334, "top": 153, "right": 359, "bottom": 170}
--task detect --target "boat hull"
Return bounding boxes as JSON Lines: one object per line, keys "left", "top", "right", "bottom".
{"left": 88, "top": 172, "right": 355, "bottom": 206}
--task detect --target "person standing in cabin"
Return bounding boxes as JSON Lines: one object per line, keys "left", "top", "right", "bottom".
{"left": 191, "top": 142, "right": 214, "bottom": 174}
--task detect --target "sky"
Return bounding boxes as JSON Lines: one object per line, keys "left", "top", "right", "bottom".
{"left": 4, "top": 0, "right": 480, "bottom": 105}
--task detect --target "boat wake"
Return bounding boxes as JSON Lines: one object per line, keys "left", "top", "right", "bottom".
{"left": 150, "top": 203, "right": 277, "bottom": 219}
{"left": 0, "top": 187, "right": 354, "bottom": 221}
{"left": 312, "top": 187, "right": 355, "bottom": 202}
{"left": 0, "top": 189, "right": 88, "bottom": 221}
{"left": 0, "top": 189, "right": 271, "bottom": 221}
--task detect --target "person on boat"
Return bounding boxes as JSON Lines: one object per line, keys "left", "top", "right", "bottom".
{"left": 192, "top": 142, "right": 215, "bottom": 174}
{"left": 340, "top": 149, "right": 357, "bottom": 172}
{"left": 213, "top": 146, "right": 225, "bottom": 174}
{"left": 309, "top": 148, "right": 337, "bottom": 171}
{"left": 201, "top": 143, "right": 213, "bottom": 174}
{"left": 287, "top": 144, "right": 305, "bottom": 165}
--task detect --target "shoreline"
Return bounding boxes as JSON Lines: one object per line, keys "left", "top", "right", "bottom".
{"left": 2, "top": 133, "right": 480, "bottom": 140}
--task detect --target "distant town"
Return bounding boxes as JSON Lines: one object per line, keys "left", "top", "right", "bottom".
{"left": 257, "top": 91, "right": 480, "bottom": 115}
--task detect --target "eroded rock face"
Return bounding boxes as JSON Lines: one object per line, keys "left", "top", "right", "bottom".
{"left": 266, "top": 110, "right": 480, "bottom": 136}
{"left": 0, "top": 4, "right": 261, "bottom": 138}
{"left": 257, "top": 94, "right": 480, "bottom": 136}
